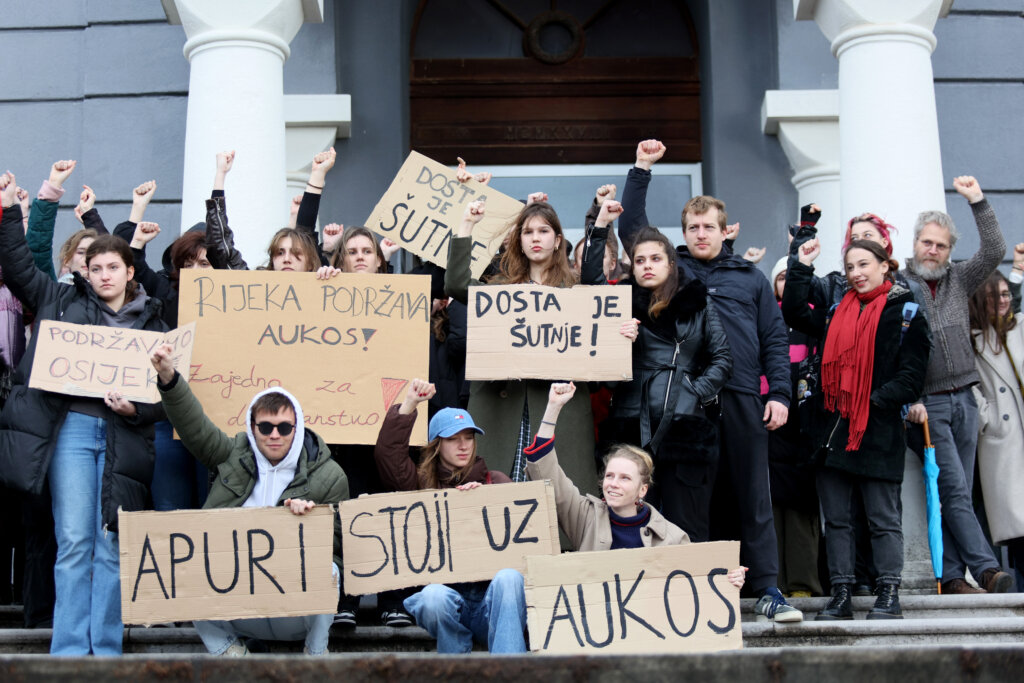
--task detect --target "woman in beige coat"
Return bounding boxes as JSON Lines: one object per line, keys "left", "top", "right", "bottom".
{"left": 524, "top": 382, "right": 746, "bottom": 587}
{"left": 970, "top": 272, "right": 1024, "bottom": 581}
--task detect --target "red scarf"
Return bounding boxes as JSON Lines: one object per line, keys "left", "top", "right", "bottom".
{"left": 821, "top": 280, "right": 892, "bottom": 451}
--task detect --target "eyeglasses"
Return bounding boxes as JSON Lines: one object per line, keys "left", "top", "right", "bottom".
{"left": 997, "top": 291, "right": 1012, "bottom": 300}
{"left": 255, "top": 421, "right": 295, "bottom": 436}
{"left": 917, "top": 239, "right": 950, "bottom": 252}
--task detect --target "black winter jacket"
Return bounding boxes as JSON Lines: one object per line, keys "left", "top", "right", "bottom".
{"left": 617, "top": 167, "right": 791, "bottom": 405}
{"left": 0, "top": 204, "right": 167, "bottom": 530}
{"left": 581, "top": 226, "right": 732, "bottom": 461}
{"left": 782, "top": 262, "right": 931, "bottom": 482}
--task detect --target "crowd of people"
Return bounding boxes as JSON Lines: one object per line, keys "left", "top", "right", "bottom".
{"left": 0, "top": 138, "right": 1021, "bottom": 656}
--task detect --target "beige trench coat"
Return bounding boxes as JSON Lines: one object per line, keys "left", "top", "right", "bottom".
{"left": 973, "top": 325, "right": 1024, "bottom": 544}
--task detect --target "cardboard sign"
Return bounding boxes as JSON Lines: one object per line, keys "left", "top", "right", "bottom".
{"left": 177, "top": 270, "right": 429, "bottom": 445}
{"left": 525, "top": 542, "right": 742, "bottom": 654}
{"left": 29, "top": 321, "right": 196, "bottom": 403}
{"left": 119, "top": 506, "right": 336, "bottom": 626}
{"left": 365, "top": 151, "right": 524, "bottom": 279}
{"left": 339, "top": 480, "right": 559, "bottom": 594}
{"left": 466, "top": 284, "right": 632, "bottom": 381}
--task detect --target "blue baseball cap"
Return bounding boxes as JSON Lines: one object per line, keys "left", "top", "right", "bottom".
{"left": 428, "top": 408, "right": 485, "bottom": 441}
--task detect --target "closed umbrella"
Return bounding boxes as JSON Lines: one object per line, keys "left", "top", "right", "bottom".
{"left": 922, "top": 418, "right": 943, "bottom": 593}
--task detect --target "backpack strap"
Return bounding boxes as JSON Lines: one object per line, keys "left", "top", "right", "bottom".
{"left": 900, "top": 302, "right": 919, "bottom": 346}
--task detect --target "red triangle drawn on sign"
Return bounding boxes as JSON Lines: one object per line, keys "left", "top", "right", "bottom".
{"left": 381, "top": 378, "right": 409, "bottom": 411}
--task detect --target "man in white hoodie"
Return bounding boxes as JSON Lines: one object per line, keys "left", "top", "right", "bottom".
{"left": 151, "top": 345, "right": 349, "bottom": 655}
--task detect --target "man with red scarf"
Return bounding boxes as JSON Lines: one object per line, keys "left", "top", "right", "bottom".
{"left": 904, "top": 176, "right": 1013, "bottom": 595}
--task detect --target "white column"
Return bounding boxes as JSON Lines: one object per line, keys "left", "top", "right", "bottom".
{"left": 284, "top": 94, "right": 352, "bottom": 230}
{"left": 163, "top": 0, "right": 323, "bottom": 266}
{"left": 795, "top": 0, "right": 953, "bottom": 264}
{"left": 762, "top": 90, "right": 843, "bottom": 270}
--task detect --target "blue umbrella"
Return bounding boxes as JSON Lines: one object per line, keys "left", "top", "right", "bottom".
{"left": 922, "top": 418, "right": 943, "bottom": 593}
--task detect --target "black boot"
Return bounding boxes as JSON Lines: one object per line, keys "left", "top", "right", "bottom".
{"left": 815, "top": 583, "right": 854, "bottom": 621}
{"left": 867, "top": 583, "right": 903, "bottom": 619}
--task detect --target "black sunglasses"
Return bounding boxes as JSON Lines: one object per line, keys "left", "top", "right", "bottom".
{"left": 255, "top": 421, "right": 295, "bottom": 436}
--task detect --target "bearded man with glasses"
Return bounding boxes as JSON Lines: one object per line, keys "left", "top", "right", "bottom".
{"left": 904, "top": 176, "right": 1012, "bottom": 595}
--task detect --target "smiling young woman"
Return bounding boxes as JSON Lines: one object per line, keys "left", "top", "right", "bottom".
{"left": 783, "top": 239, "right": 931, "bottom": 621}
{"left": 444, "top": 197, "right": 596, "bottom": 499}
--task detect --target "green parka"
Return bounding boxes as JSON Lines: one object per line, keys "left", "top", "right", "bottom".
{"left": 158, "top": 374, "right": 349, "bottom": 568}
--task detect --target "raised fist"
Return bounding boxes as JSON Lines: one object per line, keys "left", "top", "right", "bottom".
{"left": 464, "top": 200, "right": 486, "bottom": 225}
{"left": 953, "top": 175, "right": 983, "bottom": 204}
{"left": 635, "top": 140, "right": 666, "bottom": 170}
{"left": 49, "top": 160, "right": 77, "bottom": 189}
{"left": 526, "top": 192, "right": 548, "bottom": 206}
{"left": 0, "top": 173, "right": 18, "bottom": 208}
{"left": 595, "top": 184, "right": 616, "bottom": 203}
{"left": 216, "top": 151, "right": 235, "bottom": 174}
{"left": 311, "top": 147, "right": 336, "bottom": 175}
{"left": 596, "top": 199, "right": 623, "bottom": 228}
{"left": 133, "top": 180, "right": 157, "bottom": 203}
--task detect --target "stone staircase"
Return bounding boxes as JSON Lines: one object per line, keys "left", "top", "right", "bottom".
{"left": 2, "top": 594, "right": 1023, "bottom": 654}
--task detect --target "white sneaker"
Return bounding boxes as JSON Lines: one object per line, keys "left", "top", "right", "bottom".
{"left": 221, "top": 641, "right": 249, "bottom": 656}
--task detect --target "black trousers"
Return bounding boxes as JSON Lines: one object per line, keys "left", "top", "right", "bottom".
{"left": 21, "top": 491, "right": 56, "bottom": 628}
{"left": 710, "top": 390, "right": 779, "bottom": 594}
{"left": 649, "top": 460, "right": 716, "bottom": 543}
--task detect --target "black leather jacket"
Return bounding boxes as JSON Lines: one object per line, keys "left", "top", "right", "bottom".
{"left": 581, "top": 226, "right": 732, "bottom": 456}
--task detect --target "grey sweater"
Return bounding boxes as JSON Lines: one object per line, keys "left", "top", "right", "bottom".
{"left": 905, "top": 199, "right": 1005, "bottom": 395}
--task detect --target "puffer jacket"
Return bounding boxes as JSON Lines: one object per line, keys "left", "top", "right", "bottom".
{"left": 158, "top": 373, "right": 349, "bottom": 569}
{"left": 581, "top": 226, "right": 732, "bottom": 460}
{"left": 0, "top": 203, "right": 166, "bottom": 531}
{"left": 782, "top": 262, "right": 931, "bottom": 482}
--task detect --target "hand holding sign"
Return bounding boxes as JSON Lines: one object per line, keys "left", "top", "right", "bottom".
{"left": 104, "top": 390, "right": 137, "bottom": 417}
{"left": 283, "top": 498, "right": 317, "bottom": 515}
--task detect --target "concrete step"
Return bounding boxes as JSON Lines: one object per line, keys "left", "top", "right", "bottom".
{"left": 3, "top": 613, "right": 1024, "bottom": 654}
{"left": 0, "top": 644, "right": 1023, "bottom": 682}
{"left": 739, "top": 593, "right": 1024, "bottom": 621}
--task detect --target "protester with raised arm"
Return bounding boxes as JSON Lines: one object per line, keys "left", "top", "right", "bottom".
{"left": 617, "top": 139, "right": 799, "bottom": 622}
{"left": 313, "top": 229, "right": 413, "bottom": 629}
{"left": 525, "top": 382, "right": 746, "bottom": 586}
{"left": 0, "top": 172, "right": 167, "bottom": 655}
{"left": 784, "top": 240, "right": 930, "bottom": 619}
{"left": 444, "top": 198, "right": 597, "bottom": 496}
{"left": 903, "top": 176, "right": 1012, "bottom": 595}
{"left": 149, "top": 343, "right": 347, "bottom": 656}
{"left": 204, "top": 150, "right": 328, "bottom": 271}
{"left": 581, "top": 200, "right": 732, "bottom": 542}
{"left": 374, "top": 379, "right": 527, "bottom": 654}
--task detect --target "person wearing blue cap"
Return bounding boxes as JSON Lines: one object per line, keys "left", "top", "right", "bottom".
{"left": 373, "top": 379, "right": 526, "bottom": 653}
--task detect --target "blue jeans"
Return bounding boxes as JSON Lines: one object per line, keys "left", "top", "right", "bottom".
{"left": 48, "top": 412, "right": 122, "bottom": 655}
{"left": 404, "top": 569, "right": 526, "bottom": 654}
{"left": 911, "top": 389, "right": 998, "bottom": 582}
{"left": 193, "top": 563, "right": 339, "bottom": 655}
{"left": 151, "top": 420, "right": 208, "bottom": 511}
